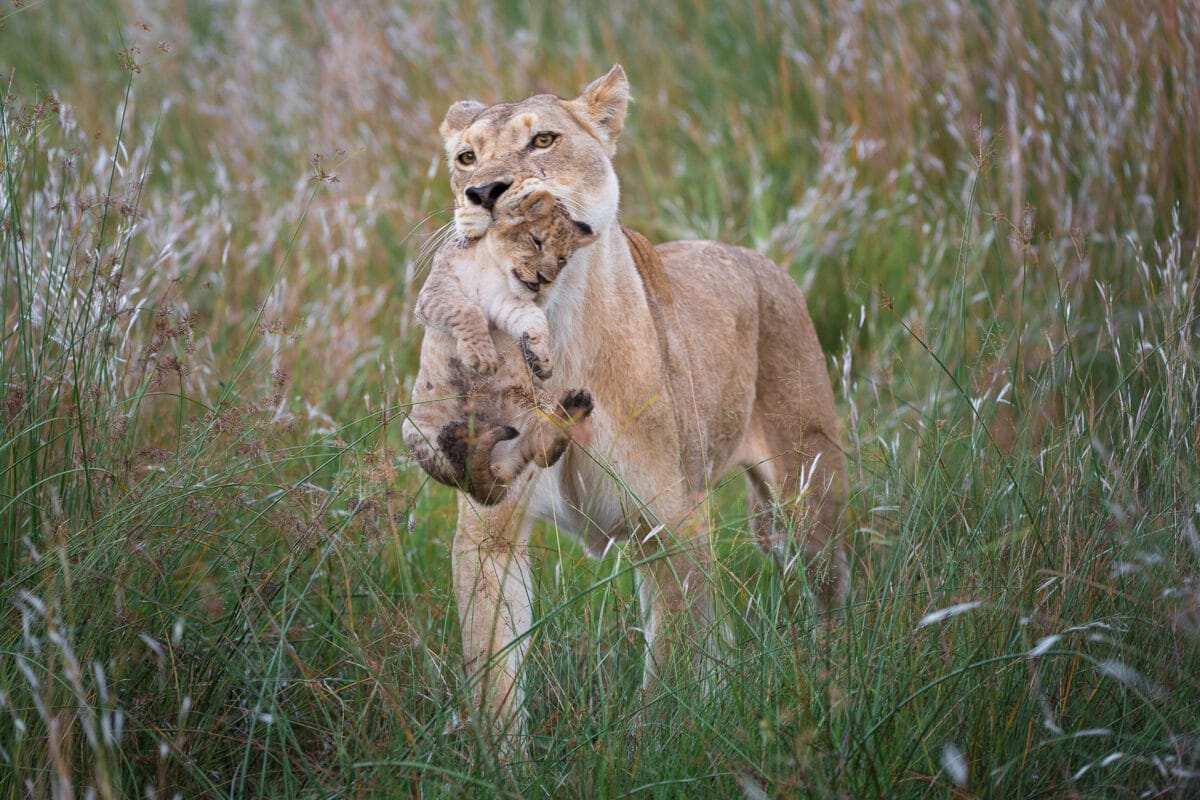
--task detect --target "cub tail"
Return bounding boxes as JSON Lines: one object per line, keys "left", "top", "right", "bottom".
{"left": 403, "top": 416, "right": 516, "bottom": 505}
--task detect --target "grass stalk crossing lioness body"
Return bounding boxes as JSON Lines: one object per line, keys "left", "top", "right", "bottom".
{"left": 427, "top": 65, "right": 848, "bottom": 741}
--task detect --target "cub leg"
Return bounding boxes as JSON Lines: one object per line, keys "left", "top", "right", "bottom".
{"left": 486, "top": 300, "right": 554, "bottom": 380}
{"left": 436, "top": 420, "right": 520, "bottom": 505}
{"left": 402, "top": 415, "right": 461, "bottom": 488}
{"left": 488, "top": 388, "right": 594, "bottom": 485}
{"left": 415, "top": 274, "right": 500, "bottom": 375}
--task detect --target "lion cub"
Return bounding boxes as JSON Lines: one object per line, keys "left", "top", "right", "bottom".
{"left": 403, "top": 190, "right": 597, "bottom": 505}
{"left": 417, "top": 190, "right": 596, "bottom": 380}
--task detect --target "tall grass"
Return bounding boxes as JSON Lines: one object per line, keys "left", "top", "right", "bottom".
{"left": 1, "top": 1, "right": 1198, "bottom": 797}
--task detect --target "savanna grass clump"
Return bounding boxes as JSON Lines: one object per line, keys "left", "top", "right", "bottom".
{"left": 0, "top": 73, "right": 439, "bottom": 797}
{"left": 1, "top": 1, "right": 1198, "bottom": 797}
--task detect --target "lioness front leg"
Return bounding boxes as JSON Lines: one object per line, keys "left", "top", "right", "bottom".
{"left": 452, "top": 489, "right": 534, "bottom": 745}
{"left": 629, "top": 502, "right": 716, "bottom": 701}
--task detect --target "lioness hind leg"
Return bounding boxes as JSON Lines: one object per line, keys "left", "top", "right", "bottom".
{"left": 745, "top": 426, "right": 848, "bottom": 612}
{"left": 800, "top": 426, "right": 850, "bottom": 611}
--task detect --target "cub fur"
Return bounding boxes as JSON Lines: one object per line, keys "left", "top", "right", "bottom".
{"left": 414, "top": 188, "right": 596, "bottom": 380}
{"left": 403, "top": 189, "right": 597, "bottom": 505}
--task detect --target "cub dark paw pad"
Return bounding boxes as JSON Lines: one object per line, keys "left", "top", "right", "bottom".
{"left": 436, "top": 421, "right": 471, "bottom": 479}
{"left": 560, "top": 389, "right": 594, "bottom": 417}
{"left": 519, "top": 332, "right": 551, "bottom": 379}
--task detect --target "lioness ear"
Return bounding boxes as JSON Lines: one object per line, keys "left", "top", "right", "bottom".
{"left": 439, "top": 100, "right": 486, "bottom": 143}
{"left": 571, "top": 219, "right": 598, "bottom": 247}
{"left": 571, "top": 65, "right": 630, "bottom": 154}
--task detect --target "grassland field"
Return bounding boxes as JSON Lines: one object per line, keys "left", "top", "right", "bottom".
{"left": 1, "top": 1, "right": 1198, "bottom": 797}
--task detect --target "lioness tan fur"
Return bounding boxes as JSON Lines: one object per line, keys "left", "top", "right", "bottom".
{"left": 430, "top": 65, "right": 848, "bottom": 741}
{"left": 403, "top": 190, "right": 597, "bottom": 505}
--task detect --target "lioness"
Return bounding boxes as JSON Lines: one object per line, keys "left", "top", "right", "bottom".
{"left": 403, "top": 189, "right": 598, "bottom": 505}
{"left": 431, "top": 65, "right": 847, "bottom": 741}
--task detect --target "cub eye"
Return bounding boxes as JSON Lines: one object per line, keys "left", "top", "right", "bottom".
{"left": 456, "top": 150, "right": 476, "bottom": 166}
{"left": 557, "top": 256, "right": 567, "bottom": 267}
{"left": 532, "top": 132, "right": 556, "bottom": 148}
{"left": 530, "top": 234, "right": 543, "bottom": 251}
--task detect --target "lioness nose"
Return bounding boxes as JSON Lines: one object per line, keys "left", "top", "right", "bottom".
{"left": 464, "top": 181, "right": 511, "bottom": 211}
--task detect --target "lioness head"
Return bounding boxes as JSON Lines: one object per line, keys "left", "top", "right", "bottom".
{"left": 489, "top": 189, "right": 599, "bottom": 293}
{"left": 439, "top": 66, "right": 630, "bottom": 240}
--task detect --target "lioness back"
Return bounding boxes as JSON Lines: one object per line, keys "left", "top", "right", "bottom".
{"left": 625, "top": 239, "right": 837, "bottom": 490}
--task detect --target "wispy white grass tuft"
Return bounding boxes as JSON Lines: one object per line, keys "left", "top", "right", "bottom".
{"left": 917, "top": 601, "right": 983, "bottom": 628}
{"left": 941, "top": 742, "right": 968, "bottom": 788}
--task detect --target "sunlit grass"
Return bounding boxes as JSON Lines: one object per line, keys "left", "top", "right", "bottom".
{"left": 1, "top": 1, "right": 1198, "bottom": 797}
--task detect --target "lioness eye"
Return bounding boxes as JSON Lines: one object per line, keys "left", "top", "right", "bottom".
{"left": 530, "top": 234, "right": 543, "bottom": 250}
{"left": 456, "top": 150, "right": 476, "bottom": 166}
{"left": 532, "top": 132, "right": 556, "bottom": 148}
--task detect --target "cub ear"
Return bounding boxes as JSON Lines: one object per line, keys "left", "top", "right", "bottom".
{"left": 518, "top": 190, "right": 555, "bottom": 220}
{"left": 439, "top": 100, "right": 486, "bottom": 143}
{"left": 570, "top": 65, "right": 630, "bottom": 154}
{"left": 571, "top": 218, "right": 599, "bottom": 247}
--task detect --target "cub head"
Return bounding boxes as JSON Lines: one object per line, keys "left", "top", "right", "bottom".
{"left": 439, "top": 65, "right": 630, "bottom": 240}
{"left": 491, "top": 189, "right": 599, "bottom": 293}
{"left": 484, "top": 189, "right": 597, "bottom": 292}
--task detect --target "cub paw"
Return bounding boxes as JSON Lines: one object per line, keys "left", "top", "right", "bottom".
{"left": 493, "top": 425, "right": 520, "bottom": 442}
{"left": 459, "top": 339, "right": 500, "bottom": 376}
{"left": 519, "top": 331, "right": 553, "bottom": 381}
{"left": 482, "top": 425, "right": 522, "bottom": 487}
{"left": 435, "top": 421, "right": 471, "bottom": 481}
{"left": 559, "top": 389, "right": 594, "bottom": 422}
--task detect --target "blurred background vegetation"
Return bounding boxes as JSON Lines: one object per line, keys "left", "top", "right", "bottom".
{"left": 1, "top": 1, "right": 1197, "bottom": 797}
